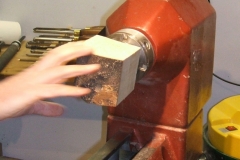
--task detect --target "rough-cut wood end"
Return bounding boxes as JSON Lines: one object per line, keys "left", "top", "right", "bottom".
{"left": 75, "top": 35, "right": 140, "bottom": 107}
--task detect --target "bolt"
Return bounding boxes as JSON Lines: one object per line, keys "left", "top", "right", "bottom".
{"left": 143, "top": 41, "right": 150, "bottom": 50}
{"left": 122, "top": 33, "right": 128, "bottom": 40}
{"left": 198, "top": 153, "right": 208, "bottom": 160}
{"left": 139, "top": 64, "right": 147, "bottom": 72}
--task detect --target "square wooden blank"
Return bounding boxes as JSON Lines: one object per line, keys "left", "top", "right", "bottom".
{"left": 75, "top": 35, "right": 140, "bottom": 106}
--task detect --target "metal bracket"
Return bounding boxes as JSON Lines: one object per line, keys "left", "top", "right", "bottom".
{"left": 89, "top": 130, "right": 137, "bottom": 160}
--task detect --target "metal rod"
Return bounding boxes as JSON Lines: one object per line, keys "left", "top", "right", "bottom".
{"left": 33, "top": 27, "right": 76, "bottom": 35}
{"left": 30, "top": 49, "right": 50, "bottom": 53}
{"left": 18, "top": 58, "right": 38, "bottom": 62}
{"left": 26, "top": 53, "right": 46, "bottom": 57}
{"left": 33, "top": 37, "right": 73, "bottom": 42}
{"left": 0, "top": 36, "right": 25, "bottom": 72}
{"left": 26, "top": 41, "right": 59, "bottom": 49}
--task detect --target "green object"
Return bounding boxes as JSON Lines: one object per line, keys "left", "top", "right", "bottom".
{"left": 203, "top": 125, "right": 237, "bottom": 160}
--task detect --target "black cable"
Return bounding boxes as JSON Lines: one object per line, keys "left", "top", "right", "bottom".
{"left": 208, "top": 0, "right": 240, "bottom": 87}
{"left": 213, "top": 73, "right": 240, "bottom": 86}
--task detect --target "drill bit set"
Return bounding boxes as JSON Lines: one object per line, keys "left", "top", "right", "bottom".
{"left": 23, "top": 26, "right": 106, "bottom": 60}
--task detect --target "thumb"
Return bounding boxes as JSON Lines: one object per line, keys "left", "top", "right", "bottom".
{"left": 29, "top": 101, "right": 64, "bottom": 117}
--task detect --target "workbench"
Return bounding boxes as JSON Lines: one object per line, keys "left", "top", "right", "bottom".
{"left": 0, "top": 43, "right": 76, "bottom": 83}
{"left": 0, "top": 42, "right": 34, "bottom": 78}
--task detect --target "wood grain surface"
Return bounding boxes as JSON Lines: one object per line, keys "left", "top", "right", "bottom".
{"left": 75, "top": 35, "right": 140, "bottom": 106}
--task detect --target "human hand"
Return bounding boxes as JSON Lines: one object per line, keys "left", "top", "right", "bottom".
{"left": 0, "top": 41, "right": 100, "bottom": 120}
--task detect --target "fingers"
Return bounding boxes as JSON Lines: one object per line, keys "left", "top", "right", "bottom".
{"left": 32, "top": 84, "right": 91, "bottom": 99}
{"left": 32, "top": 42, "right": 94, "bottom": 71}
{"left": 35, "top": 64, "right": 101, "bottom": 84}
{"left": 29, "top": 101, "right": 64, "bottom": 117}
{"left": 0, "top": 41, "right": 100, "bottom": 120}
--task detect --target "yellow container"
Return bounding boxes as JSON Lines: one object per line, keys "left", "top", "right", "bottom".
{"left": 208, "top": 95, "right": 240, "bottom": 159}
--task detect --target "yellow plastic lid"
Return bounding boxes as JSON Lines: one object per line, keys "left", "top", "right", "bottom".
{"left": 208, "top": 95, "right": 240, "bottom": 159}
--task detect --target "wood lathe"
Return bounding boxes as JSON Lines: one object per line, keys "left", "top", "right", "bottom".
{"left": 78, "top": 0, "right": 216, "bottom": 159}
{"left": 0, "top": 0, "right": 216, "bottom": 159}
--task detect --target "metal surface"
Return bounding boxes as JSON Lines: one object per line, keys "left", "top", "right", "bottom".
{"left": 26, "top": 26, "right": 106, "bottom": 58}
{"left": 33, "top": 36, "right": 73, "bottom": 42}
{"left": 30, "top": 49, "right": 51, "bottom": 54}
{"left": 26, "top": 53, "right": 46, "bottom": 57}
{"left": 106, "top": 0, "right": 215, "bottom": 128}
{"left": 33, "top": 27, "right": 80, "bottom": 35}
{"left": 108, "top": 29, "right": 155, "bottom": 81}
{"left": 88, "top": 130, "right": 135, "bottom": 160}
{"left": 34, "top": 26, "right": 105, "bottom": 36}
{"left": 106, "top": 111, "right": 203, "bottom": 160}
{"left": 0, "top": 36, "right": 25, "bottom": 72}
{"left": 105, "top": 0, "right": 216, "bottom": 159}
{"left": 26, "top": 41, "right": 60, "bottom": 49}
{"left": 18, "top": 58, "right": 38, "bottom": 62}
{"left": 132, "top": 134, "right": 166, "bottom": 160}
{"left": 32, "top": 26, "right": 106, "bottom": 42}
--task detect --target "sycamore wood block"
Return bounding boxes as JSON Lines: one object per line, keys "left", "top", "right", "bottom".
{"left": 75, "top": 35, "right": 140, "bottom": 107}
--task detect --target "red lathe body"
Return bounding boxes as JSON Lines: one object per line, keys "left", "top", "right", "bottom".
{"left": 105, "top": 0, "right": 216, "bottom": 159}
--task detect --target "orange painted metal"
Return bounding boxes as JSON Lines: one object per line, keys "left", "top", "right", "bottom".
{"left": 106, "top": 0, "right": 215, "bottom": 127}
{"left": 106, "top": 0, "right": 216, "bottom": 159}
{"left": 107, "top": 115, "right": 184, "bottom": 159}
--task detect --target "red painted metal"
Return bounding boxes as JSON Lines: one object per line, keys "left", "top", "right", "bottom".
{"left": 106, "top": 0, "right": 215, "bottom": 128}
{"left": 107, "top": 115, "right": 184, "bottom": 159}
{"left": 106, "top": 0, "right": 216, "bottom": 159}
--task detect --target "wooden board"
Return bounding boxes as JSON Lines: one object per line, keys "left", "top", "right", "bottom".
{"left": 0, "top": 42, "right": 75, "bottom": 83}
{"left": 0, "top": 41, "right": 37, "bottom": 78}
{"left": 75, "top": 35, "right": 140, "bottom": 107}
